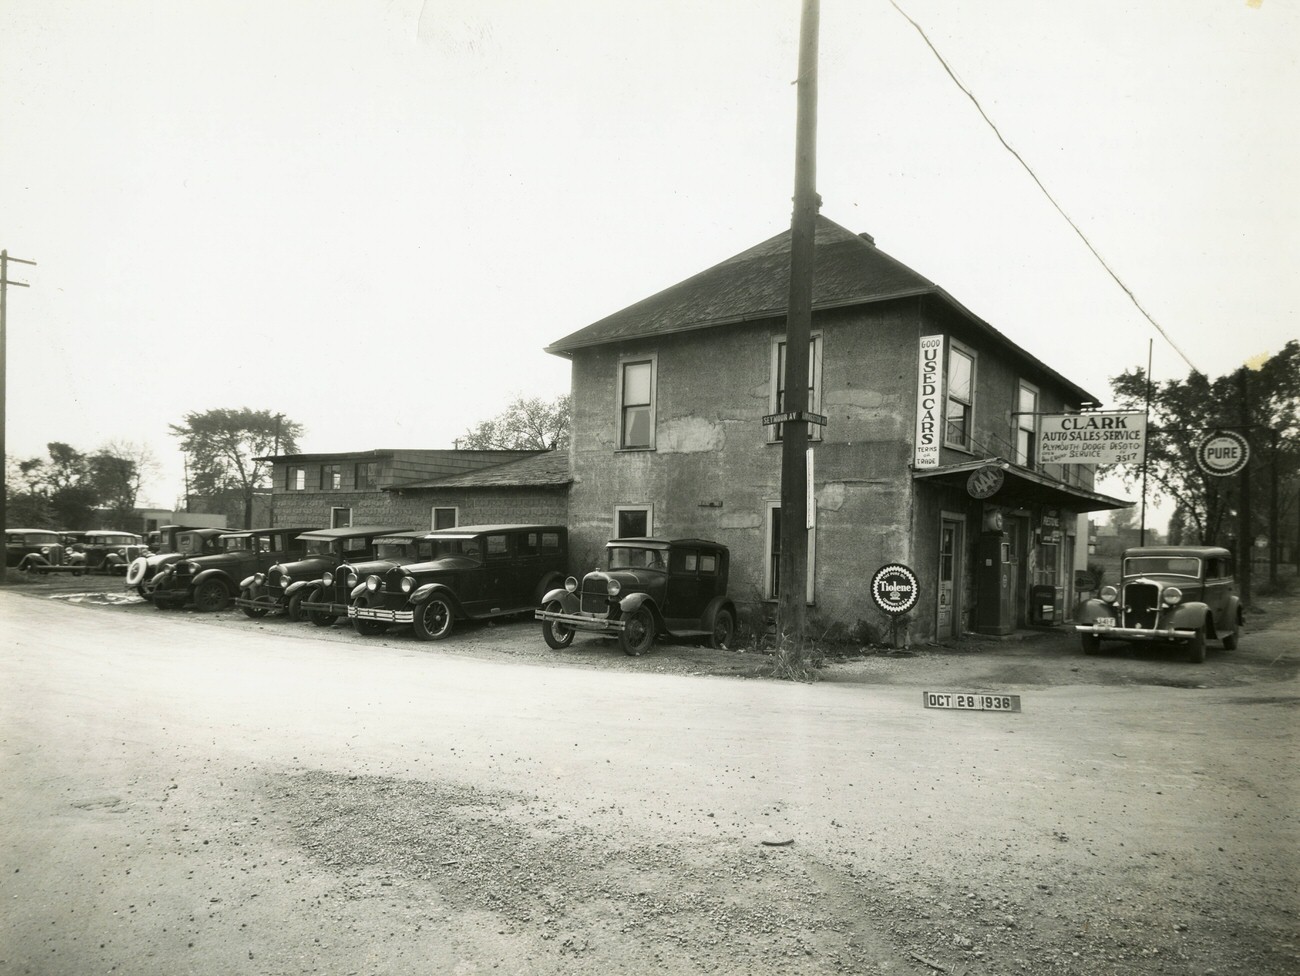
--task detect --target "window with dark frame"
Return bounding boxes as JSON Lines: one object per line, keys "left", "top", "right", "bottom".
{"left": 354, "top": 461, "right": 378, "bottom": 490}
{"left": 620, "top": 360, "right": 654, "bottom": 450}
{"left": 771, "top": 334, "right": 823, "bottom": 442}
{"left": 320, "top": 464, "right": 342, "bottom": 490}
{"left": 945, "top": 346, "right": 974, "bottom": 449}
{"left": 1015, "top": 382, "right": 1038, "bottom": 467}
{"left": 287, "top": 466, "right": 306, "bottom": 491}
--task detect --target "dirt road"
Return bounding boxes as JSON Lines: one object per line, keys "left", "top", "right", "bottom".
{"left": 1, "top": 578, "right": 1297, "bottom": 975}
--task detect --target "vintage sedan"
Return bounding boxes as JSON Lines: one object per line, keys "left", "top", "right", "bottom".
{"left": 77, "top": 530, "right": 148, "bottom": 574}
{"left": 1076, "top": 545, "right": 1242, "bottom": 663}
{"left": 298, "top": 531, "right": 436, "bottom": 628}
{"left": 5, "top": 528, "right": 72, "bottom": 572}
{"left": 536, "top": 537, "right": 736, "bottom": 656}
{"left": 233, "top": 525, "right": 412, "bottom": 620}
{"left": 350, "top": 524, "right": 568, "bottom": 640}
{"left": 125, "top": 527, "right": 230, "bottom": 598}
{"left": 149, "top": 525, "right": 320, "bottom": 612}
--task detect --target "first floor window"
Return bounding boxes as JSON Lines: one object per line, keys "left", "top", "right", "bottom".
{"left": 432, "top": 507, "right": 457, "bottom": 530}
{"left": 765, "top": 503, "right": 815, "bottom": 604}
{"left": 619, "top": 358, "right": 655, "bottom": 450}
{"left": 331, "top": 507, "right": 351, "bottom": 528}
{"left": 615, "top": 505, "right": 652, "bottom": 538}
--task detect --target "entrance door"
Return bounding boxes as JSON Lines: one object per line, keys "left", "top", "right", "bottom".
{"left": 1005, "top": 518, "right": 1024, "bottom": 627}
{"left": 938, "top": 519, "right": 963, "bottom": 639}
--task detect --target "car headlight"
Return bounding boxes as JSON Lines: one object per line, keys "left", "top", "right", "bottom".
{"left": 253, "top": 572, "right": 266, "bottom": 585}
{"left": 1162, "top": 586, "right": 1183, "bottom": 606}
{"left": 40, "top": 546, "right": 51, "bottom": 555}
{"left": 400, "top": 576, "right": 415, "bottom": 594}
{"left": 1100, "top": 585, "right": 1118, "bottom": 604}
{"left": 322, "top": 571, "right": 335, "bottom": 586}
{"left": 564, "top": 576, "right": 578, "bottom": 593}
{"left": 606, "top": 578, "right": 621, "bottom": 597}
{"left": 346, "top": 572, "right": 358, "bottom": 588}
{"left": 279, "top": 575, "right": 291, "bottom": 589}
{"left": 365, "top": 575, "right": 380, "bottom": 592}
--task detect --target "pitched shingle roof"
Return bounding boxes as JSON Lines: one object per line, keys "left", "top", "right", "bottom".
{"left": 544, "top": 215, "right": 1096, "bottom": 403}
{"left": 386, "top": 450, "right": 571, "bottom": 490}
{"left": 545, "top": 216, "right": 933, "bottom": 354}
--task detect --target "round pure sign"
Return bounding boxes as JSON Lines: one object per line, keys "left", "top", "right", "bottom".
{"left": 871, "top": 563, "right": 920, "bottom": 615}
{"left": 967, "top": 464, "right": 1005, "bottom": 499}
{"left": 1196, "top": 430, "right": 1250, "bottom": 477}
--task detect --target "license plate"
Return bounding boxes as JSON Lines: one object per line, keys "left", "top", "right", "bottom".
{"left": 924, "top": 692, "right": 1022, "bottom": 713}
{"left": 1095, "top": 617, "right": 1116, "bottom": 627}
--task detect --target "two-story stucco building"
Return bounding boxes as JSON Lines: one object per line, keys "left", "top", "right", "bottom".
{"left": 545, "top": 216, "right": 1128, "bottom": 643}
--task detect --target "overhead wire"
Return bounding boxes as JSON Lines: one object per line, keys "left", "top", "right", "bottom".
{"left": 888, "top": 0, "right": 1201, "bottom": 376}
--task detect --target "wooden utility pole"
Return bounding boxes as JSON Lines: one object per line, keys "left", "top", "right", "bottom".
{"left": 776, "top": 0, "right": 821, "bottom": 669}
{"left": 1, "top": 249, "right": 37, "bottom": 585}
{"left": 1238, "top": 368, "right": 1252, "bottom": 607}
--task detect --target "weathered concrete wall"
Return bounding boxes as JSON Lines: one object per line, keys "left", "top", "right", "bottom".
{"left": 567, "top": 300, "right": 924, "bottom": 637}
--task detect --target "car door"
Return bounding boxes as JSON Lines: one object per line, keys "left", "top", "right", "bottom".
{"left": 665, "top": 546, "right": 710, "bottom": 630}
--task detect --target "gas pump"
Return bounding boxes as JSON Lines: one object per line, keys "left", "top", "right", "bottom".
{"left": 974, "top": 509, "right": 1014, "bottom": 635}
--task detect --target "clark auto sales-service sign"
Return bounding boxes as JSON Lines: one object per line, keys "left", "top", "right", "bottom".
{"left": 1037, "top": 411, "right": 1147, "bottom": 466}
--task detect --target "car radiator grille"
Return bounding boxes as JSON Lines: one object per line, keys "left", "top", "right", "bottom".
{"left": 1122, "top": 581, "right": 1160, "bottom": 629}
{"left": 580, "top": 589, "right": 609, "bottom": 615}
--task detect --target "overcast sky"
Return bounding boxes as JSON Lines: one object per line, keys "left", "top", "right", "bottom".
{"left": 2, "top": 0, "right": 1296, "bottom": 520}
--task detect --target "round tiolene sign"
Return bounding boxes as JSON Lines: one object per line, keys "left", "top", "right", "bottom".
{"left": 871, "top": 563, "right": 920, "bottom": 615}
{"left": 1196, "top": 430, "right": 1250, "bottom": 477}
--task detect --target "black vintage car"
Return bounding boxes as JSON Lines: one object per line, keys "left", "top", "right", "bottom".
{"left": 1075, "top": 545, "right": 1242, "bottom": 663}
{"left": 76, "top": 530, "right": 148, "bottom": 574}
{"left": 5, "top": 529, "right": 72, "bottom": 572}
{"left": 125, "top": 527, "right": 231, "bottom": 598}
{"left": 298, "top": 531, "right": 436, "bottom": 628}
{"left": 536, "top": 537, "right": 736, "bottom": 655}
{"left": 149, "top": 526, "right": 321, "bottom": 612}
{"left": 349, "top": 524, "right": 568, "bottom": 641}
{"left": 233, "top": 525, "right": 412, "bottom": 620}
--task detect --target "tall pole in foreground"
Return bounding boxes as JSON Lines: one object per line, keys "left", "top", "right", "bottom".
{"left": 777, "top": 0, "right": 821, "bottom": 670}
{"left": 1, "top": 250, "right": 37, "bottom": 586}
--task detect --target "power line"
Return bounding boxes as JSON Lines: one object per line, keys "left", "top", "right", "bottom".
{"left": 888, "top": 1, "right": 1201, "bottom": 376}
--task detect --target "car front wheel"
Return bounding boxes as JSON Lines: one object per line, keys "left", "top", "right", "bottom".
{"left": 620, "top": 607, "right": 656, "bottom": 656}
{"left": 1186, "top": 625, "right": 1207, "bottom": 663}
{"left": 413, "top": 596, "right": 455, "bottom": 641}
{"left": 193, "top": 579, "right": 231, "bottom": 613}
{"left": 1080, "top": 632, "right": 1101, "bottom": 655}
{"left": 541, "top": 601, "right": 574, "bottom": 649}
{"left": 1221, "top": 616, "right": 1239, "bottom": 651}
{"left": 240, "top": 589, "right": 269, "bottom": 619}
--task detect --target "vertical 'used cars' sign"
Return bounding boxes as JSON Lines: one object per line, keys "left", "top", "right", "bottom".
{"left": 914, "top": 335, "right": 944, "bottom": 468}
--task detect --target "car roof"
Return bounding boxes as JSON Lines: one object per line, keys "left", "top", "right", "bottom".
{"left": 1123, "top": 546, "right": 1232, "bottom": 559}
{"left": 606, "top": 537, "right": 727, "bottom": 549}
{"left": 296, "top": 525, "right": 414, "bottom": 542}
{"left": 419, "top": 523, "right": 565, "bottom": 539}
{"left": 370, "top": 530, "right": 432, "bottom": 542}
{"left": 6, "top": 528, "right": 63, "bottom": 535}
{"left": 82, "top": 530, "right": 139, "bottom": 538}
{"left": 222, "top": 526, "right": 322, "bottom": 539}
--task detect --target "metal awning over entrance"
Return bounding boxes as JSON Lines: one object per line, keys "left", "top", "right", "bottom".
{"left": 913, "top": 458, "right": 1131, "bottom": 513}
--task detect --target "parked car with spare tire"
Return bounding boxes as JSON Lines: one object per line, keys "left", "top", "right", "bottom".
{"left": 148, "top": 525, "right": 321, "bottom": 612}
{"left": 536, "top": 537, "right": 735, "bottom": 656}
{"left": 125, "top": 527, "right": 231, "bottom": 598}
{"left": 233, "top": 525, "right": 412, "bottom": 620}
{"left": 1075, "top": 545, "right": 1242, "bottom": 663}
{"left": 349, "top": 524, "right": 568, "bottom": 640}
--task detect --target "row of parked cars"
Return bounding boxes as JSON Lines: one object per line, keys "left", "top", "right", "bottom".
{"left": 124, "top": 522, "right": 739, "bottom": 655}
{"left": 5, "top": 528, "right": 149, "bottom": 574}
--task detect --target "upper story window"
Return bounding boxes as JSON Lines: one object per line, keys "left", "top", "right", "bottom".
{"left": 355, "top": 461, "right": 379, "bottom": 490}
{"left": 770, "top": 333, "right": 824, "bottom": 442}
{"left": 1015, "top": 381, "right": 1039, "bottom": 467}
{"left": 618, "top": 357, "right": 656, "bottom": 450}
{"left": 320, "top": 464, "right": 342, "bottom": 490}
{"left": 945, "top": 344, "right": 975, "bottom": 450}
{"left": 287, "top": 466, "right": 306, "bottom": 491}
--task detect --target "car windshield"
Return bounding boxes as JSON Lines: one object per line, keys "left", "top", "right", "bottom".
{"left": 607, "top": 546, "right": 666, "bottom": 571}
{"left": 11, "top": 532, "right": 60, "bottom": 545}
{"left": 302, "top": 539, "right": 334, "bottom": 556}
{"left": 1124, "top": 555, "right": 1201, "bottom": 579}
{"left": 374, "top": 540, "right": 434, "bottom": 561}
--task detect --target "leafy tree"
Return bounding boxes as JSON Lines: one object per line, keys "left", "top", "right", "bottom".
{"left": 458, "top": 394, "right": 570, "bottom": 451}
{"left": 1107, "top": 342, "right": 1300, "bottom": 559}
{"left": 3, "top": 441, "right": 146, "bottom": 529}
{"left": 170, "top": 409, "right": 302, "bottom": 528}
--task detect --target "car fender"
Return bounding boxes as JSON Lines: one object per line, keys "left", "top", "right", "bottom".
{"left": 410, "top": 583, "right": 460, "bottom": 610}
{"left": 350, "top": 582, "right": 367, "bottom": 601}
{"left": 619, "top": 591, "right": 660, "bottom": 621}
{"left": 1168, "top": 601, "right": 1210, "bottom": 631}
{"left": 1076, "top": 598, "right": 1116, "bottom": 625}
{"left": 192, "top": 568, "right": 233, "bottom": 591}
{"left": 239, "top": 574, "right": 257, "bottom": 589}
{"left": 285, "top": 579, "right": 314, "bottom": 597}
{"left": 541, "top": 587, "right": 579, "bottom": 612}
{"left": 702, "top": 596, "right": 737, "bottom": 630}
